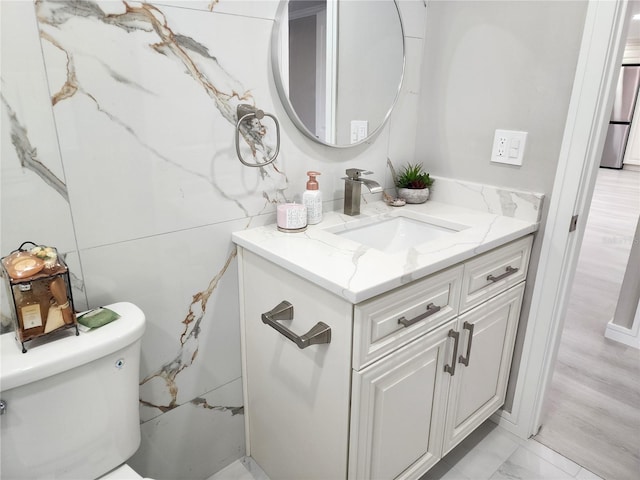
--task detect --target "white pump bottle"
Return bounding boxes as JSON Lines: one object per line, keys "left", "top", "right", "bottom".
{"left": 303, "top": 171, "right": 322, "bottom": 224}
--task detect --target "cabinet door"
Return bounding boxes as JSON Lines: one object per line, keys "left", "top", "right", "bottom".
{"left": 442, "top": 283, "right": 525, "bottom": 455}
{"left": 240, "top": 251, "right": 354, "bottom": 480}
{"left": 349, "top": 320, "right": 456, "bottom": 480}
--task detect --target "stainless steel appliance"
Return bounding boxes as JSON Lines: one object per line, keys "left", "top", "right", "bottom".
{"left": 601, "top": 65, "right": 640, "bottom": 168}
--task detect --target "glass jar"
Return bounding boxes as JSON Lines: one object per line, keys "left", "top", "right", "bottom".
{"left": 17, "top": 283, "right": 43, "bottom": 330}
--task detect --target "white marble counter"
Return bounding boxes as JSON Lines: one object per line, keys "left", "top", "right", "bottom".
{"left": 232, "top": 196, "right": 540, "bottom": 304}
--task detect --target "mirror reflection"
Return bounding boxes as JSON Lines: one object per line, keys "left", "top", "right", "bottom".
{"left": 273, "top": 0, "right": 405, "bottom": 147}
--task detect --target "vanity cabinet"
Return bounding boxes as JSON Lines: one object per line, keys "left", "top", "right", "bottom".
{"left": 238, "top": 235, "right": 532, "bottom": 480}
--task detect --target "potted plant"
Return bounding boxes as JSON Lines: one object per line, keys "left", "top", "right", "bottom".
{"left": 395, "top": 163, "right": 434, "bottom": 204}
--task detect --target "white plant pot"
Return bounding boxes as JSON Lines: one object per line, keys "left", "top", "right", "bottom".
{"left": 397, "top": 187, "right": 430, "bottom": 204}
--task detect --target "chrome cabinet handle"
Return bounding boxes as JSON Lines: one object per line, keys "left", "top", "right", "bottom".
{"left": 261, "top": 301, "right": 331, "bottom": 349}
{"left": 444, "top": 329, "right": 460, "bottom": 376}
{"left": 0, "top": 400, "right": 6, "bottom": 415}
{"left": 459, "top": 321, "right": 475, "bottom": 366}
{"left": 397, "top": 302, "right": 442, "bottom": 328}
{"left": 487, "top": 266, "right": 519, "bottom": 283}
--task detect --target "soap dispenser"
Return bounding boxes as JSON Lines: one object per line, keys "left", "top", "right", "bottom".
{"left": 303, "top": 171, "right": 322, "bottom": 224}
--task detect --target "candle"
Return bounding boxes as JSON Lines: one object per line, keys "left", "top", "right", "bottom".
{"left": 277, "top": 203, "right": 307, "bottom": 232}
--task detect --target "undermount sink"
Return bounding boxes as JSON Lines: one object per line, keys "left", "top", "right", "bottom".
{"left": 327, "top": 215, "right": 465, "bottom": 253}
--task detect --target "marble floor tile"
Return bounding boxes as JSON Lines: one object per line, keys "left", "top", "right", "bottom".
{"left": 211, "top": 421, "right": 609, "bottom": 480}
{"left": 518, "top": 439, "right": 582, "bottom": 476}
{"left": 207, "top": 457, "right": 269, "bottom": 480}
{"left": 438, "top": 421, "right": 521, "bottom": 480}
{"left": 575, "top": 467, "right": 605, "bottom": 480}
{"left": 489, "top": 446, "right": 574, "bottom": 479}
{"left": 206, "top": 461, "right": 250, "bottom": 480}
{"left": 419, "top": 459, "right": 471, "bottom": 480}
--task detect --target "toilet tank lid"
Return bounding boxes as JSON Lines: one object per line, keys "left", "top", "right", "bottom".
{"left": 0, "top": 302, "right": 145, "bottom": 392}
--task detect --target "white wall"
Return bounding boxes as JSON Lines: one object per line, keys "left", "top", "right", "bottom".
{"left": 612, "top": 216, "right": 640, "bottom": 330}
{"left": 414, "top": 0, "right": 588, "bottom": 410}
{"left": 416, "top": 0, "right": 587, "bottom": 195}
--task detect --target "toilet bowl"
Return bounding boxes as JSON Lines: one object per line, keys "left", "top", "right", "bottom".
{"left": 0, "top": 302, "right": 149, "bottom": 480}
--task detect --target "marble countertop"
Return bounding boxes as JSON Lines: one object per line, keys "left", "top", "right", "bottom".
{"left": 232, "top": 197, "right": 539, "bottom": 304}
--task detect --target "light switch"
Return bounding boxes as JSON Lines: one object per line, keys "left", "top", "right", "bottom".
{"left": 491, "top": 130, "right": 528, "bottom": 166}
{"left": 350, "top": 120, "right": 368, "bottom": 144}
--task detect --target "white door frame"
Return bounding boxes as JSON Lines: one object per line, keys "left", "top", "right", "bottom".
{"left": 495, "top": 0, "right": 632, "bottom": 438}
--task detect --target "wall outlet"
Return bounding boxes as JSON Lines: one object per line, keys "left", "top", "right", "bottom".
{"left": 491, "top": 129, "right": 527, "bottom": 166}
{"left": 495, "top": 134, "right": 508, "bottom": 158}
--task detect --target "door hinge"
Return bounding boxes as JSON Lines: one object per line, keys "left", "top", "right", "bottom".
{"left": 569, "top": 214, "right": 578, "bottom": 232}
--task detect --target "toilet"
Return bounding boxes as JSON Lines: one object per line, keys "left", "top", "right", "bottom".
{"left": 0, "top": 302, "right": 149, "bottom": 479}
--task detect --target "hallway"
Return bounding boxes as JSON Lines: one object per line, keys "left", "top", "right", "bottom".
{"left": 534, "top": 167, "right": 640, "bottom": 480}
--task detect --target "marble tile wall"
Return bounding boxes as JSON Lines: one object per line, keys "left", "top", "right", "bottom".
{"left": 0, "top": 1, "right": 426, "bottom": 478}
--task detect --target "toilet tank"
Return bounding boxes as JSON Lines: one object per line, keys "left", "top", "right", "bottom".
{"left": 0, "top": 302, "right": 146, "bottom": 480}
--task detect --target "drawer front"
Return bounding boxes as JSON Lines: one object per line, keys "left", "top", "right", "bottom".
{"left": 353, "top": 265, "right": 463, "bottom": 370}
{"left": 460, "top": 235, "right": 532, "bottom": 313}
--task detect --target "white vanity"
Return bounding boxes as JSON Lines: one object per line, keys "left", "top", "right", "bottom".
{"left": 233, "top": 192, "right": 539, "bottom": 480}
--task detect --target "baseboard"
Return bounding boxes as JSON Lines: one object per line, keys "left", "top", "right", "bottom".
{"left": 604, "top": 320, "right": 640, "bottom": 349}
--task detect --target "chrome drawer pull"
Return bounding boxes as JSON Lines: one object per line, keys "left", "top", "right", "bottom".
{"left": 487, "top": 266, "right": 519, "bottom": 283}
{"left": 397, "top": 302, "right": 442, "bottom": 328}
{"left": 459, "top": 321, "right": 475, "bottom": 366}
{"left": 444, "top": 329, "right": 460, "bottom": 376}
{"left": 261, "top": 301, "right": 331, "bottom": 349}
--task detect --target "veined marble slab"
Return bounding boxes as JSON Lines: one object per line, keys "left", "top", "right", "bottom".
{"left": 232, "top": 196, "right": 540, "bottom": 304}
{"left": 428, "top": 176, "right": 544, "bottom": 223}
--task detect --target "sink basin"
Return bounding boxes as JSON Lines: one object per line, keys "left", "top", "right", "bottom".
{"left": 330, "top": 216, "right": 461, "bottom": 253}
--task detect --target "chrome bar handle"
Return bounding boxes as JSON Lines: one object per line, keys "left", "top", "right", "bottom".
{"left": 459, "top": 321, "right": 475, "bottom": 366}
{"left": 0, "top": 400, "right": 6, "bottom": 415}
{"left": 444, "top": 329, "right": 460, "bottom": 376}
{"left": 398, "top": 302, "right": 442, "bottom": 328}
{"left": 487, "top": 266, "right": 519, "bottom": 283}
{"left": 235, "top": 104, "right": 281, "bottom": 168}
{"left": 261, "top": 301, "right": 331, "bottom": 349}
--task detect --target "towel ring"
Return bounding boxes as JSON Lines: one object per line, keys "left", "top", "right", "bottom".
{"left": 235, "top": 104, "right": 280, "bottom": 167}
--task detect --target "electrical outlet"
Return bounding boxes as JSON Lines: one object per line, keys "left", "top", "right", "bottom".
{"left": 496, "top": 135, "right": 508, "bottom": 158}
{"left": 491, "top": 129, "right": 527, "bottom": 166}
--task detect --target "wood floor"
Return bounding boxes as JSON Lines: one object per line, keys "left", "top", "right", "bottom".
{"left": 534, "top": 167, "right": 640, "bottom": 480}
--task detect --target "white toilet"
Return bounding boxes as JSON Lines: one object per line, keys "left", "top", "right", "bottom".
{"left": 0, "top": 302, "right": 150, "bottom": 479}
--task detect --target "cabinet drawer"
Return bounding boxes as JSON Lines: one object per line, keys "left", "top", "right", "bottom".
{"left": 459, "top": 235, "right": 532, "bottom": 313}
{"left": 353, "top": 265, "right": 463, "bottom": 370}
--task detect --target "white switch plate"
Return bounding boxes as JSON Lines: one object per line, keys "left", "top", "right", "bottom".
{"left": 350, "top": 120, "right": 368, "bottom": 144}
{"left": 491, "top": 129, "right": 528, "bottom": 166}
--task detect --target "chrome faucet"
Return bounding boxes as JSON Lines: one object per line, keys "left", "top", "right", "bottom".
{"left": 342, "top": 168, "right": 383, "bottom": 216}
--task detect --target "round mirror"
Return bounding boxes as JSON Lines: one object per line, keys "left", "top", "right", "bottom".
{"left": 271, "top": 0, "right": 405, "bottom": 148}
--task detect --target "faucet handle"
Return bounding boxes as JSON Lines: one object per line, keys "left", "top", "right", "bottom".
{"left": 345, "top": 168, "right": 373, "bottom": 180}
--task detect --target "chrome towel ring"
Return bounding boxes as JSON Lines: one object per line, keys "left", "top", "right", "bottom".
{"left": 235, "top": 104, "right": 280, "bottom": 167}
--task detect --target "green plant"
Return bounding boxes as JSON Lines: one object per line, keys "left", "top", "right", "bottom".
{"left": 395, "top": 163, "right": 433, "bottom": 189}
